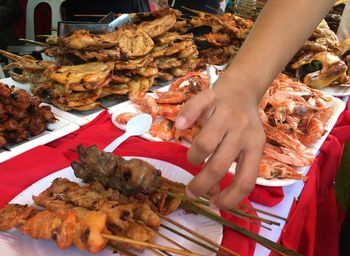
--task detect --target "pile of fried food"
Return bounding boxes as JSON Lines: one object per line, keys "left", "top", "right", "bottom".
{"left": 0, "top": 9, "right": 206, "bottom": 111}
{"left": 0, "top": 145, "right": 185, "bottom": 254}
{"left": 188, "top": 11, "right": 253, "bottom": 65}
{"left": 116, "top": 73, "right": 335, "bottom": 180}
{"left": 0, "top": 82, "right": 56, "bottom": 148}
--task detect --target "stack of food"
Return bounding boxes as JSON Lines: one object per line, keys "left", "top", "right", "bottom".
{"left": 45, "top": 9, "right": 205, "bottom": 83}
{"left": 188, "top": 11, "right": 253, "bottom": 65}
{"left": 1, "top": 9, "right": 206, "bottom": 112}
{"left": 0, "top": 82, "right": 56, "bottom": 148}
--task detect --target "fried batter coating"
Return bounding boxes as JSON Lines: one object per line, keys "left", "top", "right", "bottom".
{"left": 0, "top": 204, "right": 38, "bottom": 230}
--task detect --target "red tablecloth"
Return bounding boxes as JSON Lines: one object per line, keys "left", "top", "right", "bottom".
{"left": 1, "top": 99, "right": 350, "bottom": 256}
{"left": 0, "top": 110, "right": 259, "bottom": 256}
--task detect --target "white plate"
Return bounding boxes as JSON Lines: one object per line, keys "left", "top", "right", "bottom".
{"left": 235, "top": 95, "right": 346, "bottom": 187}
{"left": 1, "top": 78, "right": 129, "bottom": 126}
{"left": 111, "top": 90, "right": 346, "bottom": 187}
{"left": 319, "top": 84, "right": 350, "bottom": 97}
{"left": 0, "top": 112, "right": 79, "bottom": 164}
{"left": 0, "top": 157, "right": 223, "bottom": 256}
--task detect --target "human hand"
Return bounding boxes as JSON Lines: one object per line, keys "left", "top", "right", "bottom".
{"left": 175, "top": 72, "right": 266, "bottom": 209}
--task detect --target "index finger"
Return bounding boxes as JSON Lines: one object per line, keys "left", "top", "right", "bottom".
{"left": 212, "top": 142, "right": 263, "bottom": 209}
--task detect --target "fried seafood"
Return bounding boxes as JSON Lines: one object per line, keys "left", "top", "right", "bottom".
{"left": 0, "top": 204, "right": 110, "bottom": 253}
{"left": 72, "top": 145, "right": 161, "bottom": 195}
{"left": 33, "top": 178, "right": 160, "bottom": 230}
{"left": 0, "top": 204, "right": 38, "bottom": 230}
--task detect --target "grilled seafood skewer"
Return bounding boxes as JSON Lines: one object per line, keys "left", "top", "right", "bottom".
{"left": 0, "top": 204, "right": 197, "bottom": 256}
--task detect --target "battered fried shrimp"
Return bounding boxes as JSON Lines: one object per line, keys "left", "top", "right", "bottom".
{"left": 74, "top": 208, "right": 110, "bottom": 253}
{"left": 21, "top": 209, "right": 77, "bottom": 249}
{"left": 0, "top": 204, "right": 38, "bottom": 230}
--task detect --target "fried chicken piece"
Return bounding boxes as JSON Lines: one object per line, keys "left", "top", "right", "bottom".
{"left": 150, "top": 40, "right": 195, "bottom": 58}
{"left": 45, "top": 62, "right": 113, "bottom": 92}
{"left": 111, "top": 73, "right": 132, "bottom": 84}
{"left": 118, "top": 29, "right": 154, "bottom": 57}
{"left": 100, "top": 84, "right": 130, "bottom": 97}
{"left": 170, "top": 58, "right": 206, "bottom": 77}
{"left": 27, "top": 114, "right": 46, "bottom": 136}
{"left": 156, "top": 71, "right": 174, "bottom": 81}
{"left": 60, "top": 29, "right": 123, "bottom": 50}
{"left": 114, "top": 56, "right": 153, "bottom": 70}
{"left": 155, "top": 32, "right": 193, "bottom": 45}
{"left": 0, "top": 204, "right": 38, "bottom": 230}
{"left": 38, "top": 105, "right": 57, "bottom": 123}
{"left": 45, "top": 46, "right": 124, "bottom": 62}
{"left": 137, "top": 10, "right": 179, "bottom": 38}
{"left": 156, "top": 57, "right": 183, "bottom": 70}
{"left": 0, "top": 81, "right": 12, "bottom": 99}
{"left": 127, "top": 76, "right": 155, "bottom": 93}
{"left": 130, "top": 65, "right": 159, "bottom": 78}
{"left": 51, "top": 89, "right": 102, "bottom": 111}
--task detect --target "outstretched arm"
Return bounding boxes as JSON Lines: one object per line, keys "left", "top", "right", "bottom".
{"left": 175, "top": 0, "right": 335, "bottom": 209}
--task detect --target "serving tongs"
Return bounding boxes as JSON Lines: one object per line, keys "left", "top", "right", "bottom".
{"left": 58, "top": 12, "right": 131, "bottom": 37}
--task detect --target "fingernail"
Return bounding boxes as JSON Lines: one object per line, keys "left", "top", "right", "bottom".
{"left": 186, "top": 187, "right": 197, "bottom": 198}
{"left": 175, "top": 116, "right": 187, "bottom": 129}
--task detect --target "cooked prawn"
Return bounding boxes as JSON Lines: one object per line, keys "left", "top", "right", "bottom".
{"left": 149, "top": 119, "right": 174, "bottom": 141}
{"left": 129, "top": 92, "right": 159, "bottom": 121}
{"left": 115, "top": 112, "right": 136, "bottom": 125}
{"left": 259, "top": 156, "right": 307, "bottom": 180}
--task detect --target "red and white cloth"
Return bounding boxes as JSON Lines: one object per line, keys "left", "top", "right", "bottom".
{"left": 0, "top": 99, "right": 349, "bottom": 256}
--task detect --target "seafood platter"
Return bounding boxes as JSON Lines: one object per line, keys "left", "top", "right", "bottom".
{"left": 112, "top": 72, "right": 346, "bottom": 186}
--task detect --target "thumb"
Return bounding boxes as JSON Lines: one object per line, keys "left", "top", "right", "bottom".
{"left": 175, "top": 90, "right": 215, "bottom": 130}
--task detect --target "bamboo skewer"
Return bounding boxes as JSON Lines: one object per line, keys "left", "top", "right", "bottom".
{"left": 160, "top": 214, "right": 240, "bottom": 256}
{"left": 181, "top": 201, "right": 302, "bottom": 256}
{"left": 239, "top": 204, "right": 288, "bottom": 222}
{"left": 18, "top": 38, "right": 48, "bottom": 47}
{"left": 160, "top": 224, "right": 224, "bottom": 256}
{"left": 107, "top": 244, "right": 138, "bottom": 256}
{"left": 160, "top": 179, "right": 287, "bottom": 223}
{"left": 180, "top": 6, "right": 218, "bottom": 17}
{"left": 164, "top": 190, "right": 279, "bottom": 226}
{"left": 149, "top": 248, "right": 169, "bottom": 256}
{"left": 102, "top": 234, "right": 202, "bottom": 256}
{"left": 135, "top": 220, "right": 192, "bottom": 253}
